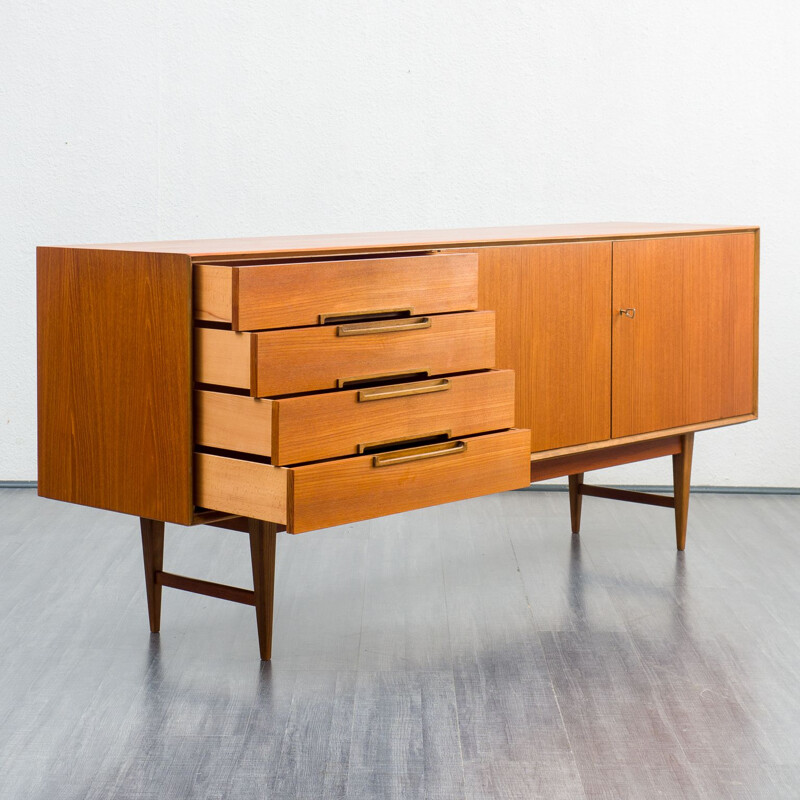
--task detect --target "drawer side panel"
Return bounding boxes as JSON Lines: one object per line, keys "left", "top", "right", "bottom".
{"left": 193, "top": 264, "right": 233, "bottom": 323}
{"left": 195, "top": 391, "right": 273, "bottom": 457}
{"left": 195, "top": 453, "right": 288, "bottom": 524}
{"left": 194, "top": 328, "right": 251, "bottom": 389}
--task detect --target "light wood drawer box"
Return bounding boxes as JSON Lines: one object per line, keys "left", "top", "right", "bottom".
{"left": 195, "top": 369, "right": 516, "bottom": 465}
{"left": 194, "top": 252, "right": 479, "bottom": 330}
{"left": 195, "top": 310, "right": 496, "bottom": 397}
{"left": 195, "top": 428, "right": 531, "bottom": 533}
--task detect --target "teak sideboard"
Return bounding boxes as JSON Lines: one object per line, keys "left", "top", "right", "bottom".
{"left": 37, "top": 222, "right": 759, "bottom": 659}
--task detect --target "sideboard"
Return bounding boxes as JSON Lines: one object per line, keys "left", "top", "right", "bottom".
{"left": 37, "top": 222, "right": 759, "bottom": 659}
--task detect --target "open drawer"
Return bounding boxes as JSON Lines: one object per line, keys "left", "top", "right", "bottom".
{"left": 195, "top": 428, "right": 531, "bottom": 533}
{"left": 195, "top": 369, "right": 515, "bottom": 465}
{"left": 194, "top": 252, "right": 478, "bottom": 330}
{"left": 195, "top": 310, "right": 496, "bottom": 396}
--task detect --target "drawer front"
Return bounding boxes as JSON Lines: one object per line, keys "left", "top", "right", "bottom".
{"left": 195, "top": 311, "right": 496, "bottom": 396}
{"left": 290, "top": 428, "right": 531, "bottom": 532}
{"left": 194, "top": 252, "right": 478, "bottom": 330}
{"left": 195, "top": 429, "right": 531, "bottom": 533}
{"left": 195, "top": 369, "right": 515, "bottom": 464}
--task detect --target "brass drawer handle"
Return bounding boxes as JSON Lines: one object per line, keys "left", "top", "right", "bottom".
{"left": 372, "top": 440, "right": 467, "bottom": 467}
{"left": 619, "top": 308, "right": 636, "bottom": 319}
{"left": 358, "top": 377, "right": 451, "bottom": 402}
{"left": 337, "top": 316, "right": 431, "bottom": 337}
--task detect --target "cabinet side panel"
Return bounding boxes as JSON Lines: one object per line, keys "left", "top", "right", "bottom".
{"left": 37, "top": 247, "right": 194, "bottom": 524}
{"left": 477, "top": 243, "right": 612, "bottom": 452}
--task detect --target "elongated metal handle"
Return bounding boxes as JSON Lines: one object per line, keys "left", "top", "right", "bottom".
{"left": 337, "top": 316, "right": 431, "bottom": 336}
{"left": 358, "top": 377, "right": 451, "bottom": 402}
{"left": 372, "top": 440, "right": 467, "bottom": 467}
{"left": 619, "top": 308, "right": 636, "bottom": 319}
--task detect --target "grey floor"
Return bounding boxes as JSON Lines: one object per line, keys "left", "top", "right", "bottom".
{"left": 1, "top": 489, "right": 800, "bottom": 799}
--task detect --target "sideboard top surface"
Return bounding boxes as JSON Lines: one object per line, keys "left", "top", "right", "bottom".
{"left": 52, "top": 222, "right": 758, "bottom": 259}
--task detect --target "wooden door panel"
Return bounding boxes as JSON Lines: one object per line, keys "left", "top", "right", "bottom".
{"left": 478, "top": 243, "right": 612, "bottom": 452}
{"left": 612, "top": 233, "right": 756, "bottom": 437}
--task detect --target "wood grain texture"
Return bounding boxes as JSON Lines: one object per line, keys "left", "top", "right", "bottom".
{"left": 193, "top": 263, "right": 232, "bottom": 323}
{"left": 196, "top": 370, "right": 516, "bottom": 464}
{"left": 255, "top": 310, "right": 496, "bottom": 397}
{"left": 752, "top": 228, "right": 760, "bottom": 416}
{"left": 249, "top": 519, "right": 278, "bottom": 661}
{"left": 195, "top": 252, "right": 478, "bottom": 330}
{"left": 612, "top": 233, "right": 756, "bottom": 437}
{"left": 528, "top": 413, "right": 755, "bottom": 462}
{"left": 193, "top": 328, "right": 252, "bottom": 389}
{"left": 195, "top": 311, "right": 496, "bottom": 397}
{"left": 140, "top": 518, "right": 164, "bottom": 632}
{"left": 37, "top": 247, "right": 194, "bottom": 524}
{"left": 477, "top": 242, "right": 612, "bottom": 452}
{"left": 68, "top": 221, "right": 758, "bottom": 257}
{"left": 289, "top": 429, "right": 531, "bottom": 533}
{"left": 195, "top": 453, "right": 289, "bottom": 523}
{"left": 195, "top": 391, "right": 273, "bottom": 457}
{"left": 204, "top": 514, "right": 283, "bottom": 533}
{"left": 195, "top": 430, "right": 530, "bottom": 533}
{"left": 155, "top": 571, "right": 255, "bottom": 605}
{"left": 673, "top": 432, "right": 694, "bottom": 551}
{"left": 578, "top": 484, "right": 675, "bottom": 508}
{"left": 568, "top": 473, "right": 583, "bottom": 534}
{"left": 530, "top": 436, "right": 681, "bottom": 482}
{"left": 275, "top": 369, "right": 515, "bottom": 464}
{"left": 189, "top": 509, "right": 251, "bottom": 527}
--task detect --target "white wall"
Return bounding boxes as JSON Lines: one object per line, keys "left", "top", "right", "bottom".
{"left": 2, "top": 0, "right": 798, "bottom": 486}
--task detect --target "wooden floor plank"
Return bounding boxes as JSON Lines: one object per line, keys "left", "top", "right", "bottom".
{"left": 437, "top": 497, "right": 578, "bottom": 765}
{"left": 357, "top": 512, "right": 451, "bottom": 672}
{"left": 1, "top": 489, "right": 800, "bottom": 799}
{"left": 272, "top": 671, "right": 357, "bottom": 799}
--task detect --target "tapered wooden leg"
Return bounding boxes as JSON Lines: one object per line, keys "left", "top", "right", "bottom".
{"left": 248, "top": 520, "right": 278, "bottom": 661}
{"left": 140, "top": 518, "right": 165, "bottom": 632}
{"left": 672, "top": 433, "right": 694, "bottom": 551}
{"left": 568, "top": 473, "right": 584, "bottom": 534}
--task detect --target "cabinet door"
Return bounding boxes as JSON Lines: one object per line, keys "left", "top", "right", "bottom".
{"left": 478, "top": 243, "right": 612, "bottom": 452}
{"left": 612, "top": 233, "right": 756, "bottom": 438}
